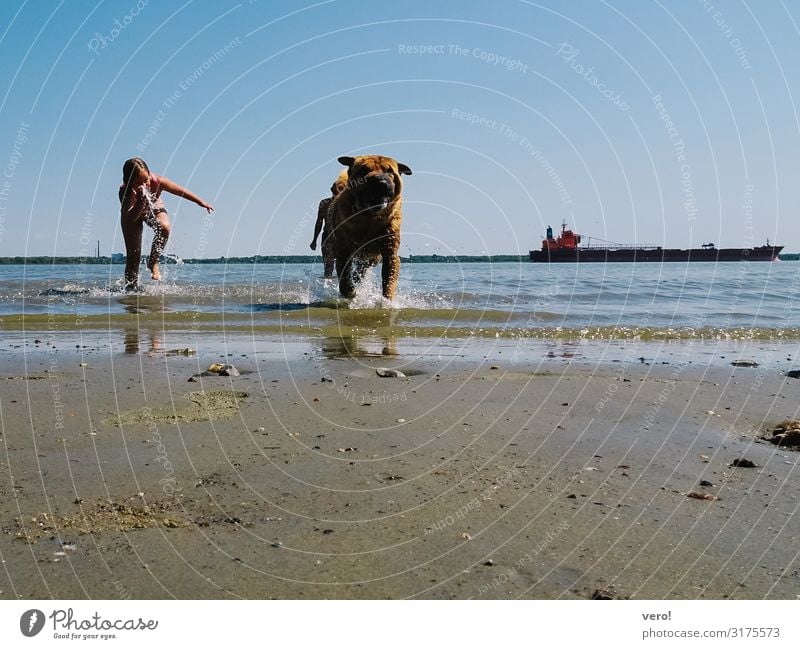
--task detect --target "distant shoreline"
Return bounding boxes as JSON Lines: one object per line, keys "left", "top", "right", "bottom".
{"left": 1, "top": 253, "right": 797, "bottom": 264}
{"left": 0, "top": 255, "right": 529, "bottom": 265}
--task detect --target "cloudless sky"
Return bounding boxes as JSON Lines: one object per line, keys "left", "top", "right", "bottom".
{"left": 1, "top": 0, "right": 799, "bottom": 257}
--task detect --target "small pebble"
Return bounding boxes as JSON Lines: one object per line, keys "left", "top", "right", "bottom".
{"left": 592, "top": 588, "right": 615, "bottom": 600}
{"left": 687, "top": 491, "right": 719, "bottom": 501}
{"left": 376, "top": 368, "right": 405, "bottom": 378}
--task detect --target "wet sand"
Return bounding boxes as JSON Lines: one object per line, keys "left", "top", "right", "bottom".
{"left": 1, "top": 332, "right": 799, "bottom": 599}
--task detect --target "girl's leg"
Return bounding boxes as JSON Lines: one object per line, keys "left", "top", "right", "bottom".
{"left": 147, "top": 211, "right": 171, "bottom": 280}
{"left": 321, "top": 233, "right": 335, "bottom": 277}
{"left": 121, "top": 216, "right": 143, "bottom": 290}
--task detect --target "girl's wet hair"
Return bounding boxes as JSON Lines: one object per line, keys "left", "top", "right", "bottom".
{"left": 119, "top": 157, "right": 150, "bottom": 203}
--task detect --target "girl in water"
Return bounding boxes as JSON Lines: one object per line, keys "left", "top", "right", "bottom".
{"left": 119, "top": 157, "right": 214, "bottom": 289}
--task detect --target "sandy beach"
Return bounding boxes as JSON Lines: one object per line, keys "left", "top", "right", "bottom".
{"left": 1, "top": 327, "right": 798, "bottom": 600}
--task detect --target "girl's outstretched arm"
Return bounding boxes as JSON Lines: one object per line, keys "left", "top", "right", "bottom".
{"left": 159, "top": 176, "right": 214, "bottom": 213}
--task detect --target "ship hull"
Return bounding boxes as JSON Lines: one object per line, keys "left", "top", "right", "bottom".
{"left": 529, "top": 246, "right": 783, "bottom": 263}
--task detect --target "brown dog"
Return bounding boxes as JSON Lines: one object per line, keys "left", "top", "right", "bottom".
{"left": 310, "top": 170, "right": 348, "bottom": 277}
{"left": 328, "top": 155, "right": 412, "bottom": 299}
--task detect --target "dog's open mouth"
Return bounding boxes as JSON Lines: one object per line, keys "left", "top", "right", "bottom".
{"left": 360, "top": 197, "right": 390, "bottom": 213}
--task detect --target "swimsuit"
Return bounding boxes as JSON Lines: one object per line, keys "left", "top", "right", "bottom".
{"left": 120, "top": 173, "right": 167, "bottom": 228}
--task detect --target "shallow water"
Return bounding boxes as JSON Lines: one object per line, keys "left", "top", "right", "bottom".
{"left": 1, "top": 261, "right": 800, "bottom": 341}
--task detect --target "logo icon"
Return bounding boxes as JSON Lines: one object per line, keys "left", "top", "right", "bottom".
{"left": 20, "top": 609, "right": 45, "bottom": 637}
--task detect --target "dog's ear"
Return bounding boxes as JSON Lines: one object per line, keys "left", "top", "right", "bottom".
{"left": 338, "top": 156, "right": 356, "bottom": 167}
{"left": 397, "top": 162, "right": 412, "bottom": 176}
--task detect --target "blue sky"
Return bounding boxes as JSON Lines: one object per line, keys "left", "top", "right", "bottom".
{"left": 1, "top": 0, "right": 799, "bottom": 257}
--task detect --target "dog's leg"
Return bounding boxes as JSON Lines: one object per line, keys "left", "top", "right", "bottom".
{"left": 337, "top": 255, "right": 356, "bottom": 298}
{"left": 352, "top": 258, "right": 369, "bottom": 285}
{"left": 381, "top": 250, "right": 400, "bottom": 300}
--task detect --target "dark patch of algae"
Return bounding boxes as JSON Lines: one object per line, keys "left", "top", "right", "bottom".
{"left": 102, "top": 390, "right": 248, "bottom": 427}
{"left": 11, "top": 497, "right": 187, "bottom": 541}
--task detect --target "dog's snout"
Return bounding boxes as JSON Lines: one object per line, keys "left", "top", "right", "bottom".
{"left": 368, "top": 173, "right": 391, "bottom": 188}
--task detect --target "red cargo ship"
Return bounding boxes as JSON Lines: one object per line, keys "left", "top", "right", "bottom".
{"left": 529, "top": 222, "right": 782, "bottom": 263}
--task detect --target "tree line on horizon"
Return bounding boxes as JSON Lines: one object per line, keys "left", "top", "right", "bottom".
{"left": 0, "top": 254, "right": 529, "bottom": 265}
